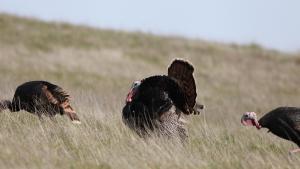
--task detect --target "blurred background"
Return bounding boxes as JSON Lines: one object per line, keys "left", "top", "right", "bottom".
{"left": 1, "top": 0, "right": 299, "bottom": 52}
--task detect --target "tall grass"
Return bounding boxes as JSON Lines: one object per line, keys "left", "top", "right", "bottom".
{"left": 0, "top": 13, "right": 300, "bottom": 169}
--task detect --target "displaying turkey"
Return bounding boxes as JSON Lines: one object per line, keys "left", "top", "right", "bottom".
{"left": 122, "top": 59, "right": 203, "bottom": 141}
{"left": 241, "top": 107, "right": 300, "bottom": 153}
{"left": 0, "top": 81, "right": 80, "bottom": 123}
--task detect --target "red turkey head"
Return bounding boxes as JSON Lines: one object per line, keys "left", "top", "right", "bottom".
{"left": 126, "top": 81, "right": 141, "bottom": 103}
{"left": 241, "top": 112, "right": 261, "bottom": 129}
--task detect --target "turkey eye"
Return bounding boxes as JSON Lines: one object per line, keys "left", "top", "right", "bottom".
{"left": 132, "top": 82, "right": 140, "bottom": 88}
{"left": 132, "top": 83, "right": 137, "bottom": 88}
{"left": 245, "top": 114, "right": 249, "bottom": 118}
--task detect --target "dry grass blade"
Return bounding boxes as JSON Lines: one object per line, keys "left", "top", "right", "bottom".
{"left": 0, "top": 13, "right": 300, "bottom": 169}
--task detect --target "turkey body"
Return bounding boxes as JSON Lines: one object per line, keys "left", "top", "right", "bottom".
{"left": 1, "top": 81, "right": 80, "bottom": 122}
{"left": 259, "top": 107, "right": 300, "bottom": 146}
{"left": 122, "top": 76, "right": 189, "bottom": 140}
{"left": 11, "top": 81, "right": 62, "bottom": 115}
{"left": 122, "top": 59, "right": 202, "bottom": 141}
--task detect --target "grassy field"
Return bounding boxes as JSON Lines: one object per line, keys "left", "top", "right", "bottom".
{"left": 0, "top": 13, "right": 300, "bottom": 169}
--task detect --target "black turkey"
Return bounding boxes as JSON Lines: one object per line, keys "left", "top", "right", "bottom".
{"left": 122, "top": 59, "right": 203, "bottom": 141}
{"left": 0, "top": 81, "right": 80, "bottom": 123}
{"left": 241, "top": 107, "right": 300, "bottom": 153}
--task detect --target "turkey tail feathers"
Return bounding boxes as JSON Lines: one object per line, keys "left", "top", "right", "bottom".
{"left": 0, "top": 100, "right": 11, "bottom": 112}
{"left": 168, "top": 59, "right": 197, "bottom": 112}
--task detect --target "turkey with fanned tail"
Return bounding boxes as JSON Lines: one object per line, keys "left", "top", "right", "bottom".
{"left": 122, "top": 59, "right": 204, "bottom": 141}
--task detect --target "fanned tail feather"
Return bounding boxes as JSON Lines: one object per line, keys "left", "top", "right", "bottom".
{"left": 168, "top": 59, "right": 197, "bottom": 113}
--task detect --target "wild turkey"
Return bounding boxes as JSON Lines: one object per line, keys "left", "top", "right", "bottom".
{"left": 0, "top": 81, "right": 80, "bottom": 123}
{"left": 122, "top": 59, "right": 204, "bottom": 141}
{"left": 241, "top": 107, "right": 300, "bottom": 153}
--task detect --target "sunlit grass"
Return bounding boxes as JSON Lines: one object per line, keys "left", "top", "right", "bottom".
{"left": 0, "top": 13, "right": 300, "bottom": 169}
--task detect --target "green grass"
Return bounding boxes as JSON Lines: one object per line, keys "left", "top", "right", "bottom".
{"left": 0, "top": 13, "right": 300, "bottom": 169}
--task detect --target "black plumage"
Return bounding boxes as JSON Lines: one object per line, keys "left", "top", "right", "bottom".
{"left": 123, "top": 75, "right": 188, "bottom": 132}
{"left": 0, "top": 81, "right": 80, "bottom": 123}
{"left": 122, "top": 59, "right": 203, "bottom": 140}
{"left": 134, "top": 75, "right": 190, "bottom": 114}
{"left": 259, "top": 107, "right": 300, "bottom": 147}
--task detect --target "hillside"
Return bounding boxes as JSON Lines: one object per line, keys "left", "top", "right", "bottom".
{"left": 0, "top": 13, "right": 300, "bottom": 169}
